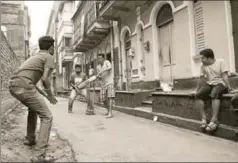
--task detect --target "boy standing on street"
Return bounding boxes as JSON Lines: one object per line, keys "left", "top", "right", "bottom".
{"left": 68, "top": 64, "right": 95, "bottom": 115}
{"left": 195, "top": 48, "right": 231, "bottom": 133}
{"left": 97, "top": 54, "right": 115, "bottom": 118}
{"left": 9, "top": 36, "right": 58, "bottom": 162}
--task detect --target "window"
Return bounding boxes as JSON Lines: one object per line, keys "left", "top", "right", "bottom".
{"left": 193, "top": 0, "right": 205, "bottom": 54}
{"left": 64, "top": 37, "right": 72, "bottom": 47}
{"left": 125, "top": 31, "right": 131, "bottom": 50}
{"left": 156, "top": 4, "right": 173, "bottom": 28}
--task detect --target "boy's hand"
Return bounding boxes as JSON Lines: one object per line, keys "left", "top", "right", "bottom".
{"left": 47, "top": 95, "right": 58, "bottom": 104}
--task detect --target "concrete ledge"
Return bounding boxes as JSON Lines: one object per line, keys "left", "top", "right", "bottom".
{"left": 115, "top": 90, "right": 152, "bottom": 108}
{"left": 151, "top": 92, "right": 238, "bottom": 127}
{"left": 113, "top": 105, "right": 238, "bottom": 141}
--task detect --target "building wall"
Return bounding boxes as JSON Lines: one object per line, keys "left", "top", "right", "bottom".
{"left": 202, "top": 1, "right": 231, "bottom": 69}
{"left": 115, "top": 0, "right": 234, "bottom": 90}
{"left": 117, "top": 1, "right": 191, "bottom": 85}
{"left": 0, "top": 31, "right": 20, "bottom": 114}
{"left": 1, "top": 2, "right": 30, "bottom": 64}
{"left": 189, "top": 1, "right": 234, "bottom": 77}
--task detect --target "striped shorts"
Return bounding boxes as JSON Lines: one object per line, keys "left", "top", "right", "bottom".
{"left": 101, "top": 84, "right": 115, "bottom": 102}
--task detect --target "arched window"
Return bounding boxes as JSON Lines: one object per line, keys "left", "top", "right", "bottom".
{"left": 125, "top": 31, "right": 131, "bottom": 50}
{"left": 139, "top": 25, "right": 144, "bottom": 42}
{"left": 156, "top": 4, "right": 173, "bottom": 28}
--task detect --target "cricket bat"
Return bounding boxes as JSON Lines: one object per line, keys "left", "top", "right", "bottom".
{"left": 75, "top": 75, "right": 97, "bottom": 90}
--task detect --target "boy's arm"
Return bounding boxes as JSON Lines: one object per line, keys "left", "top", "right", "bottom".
{"left": 36, "top": 86, "right": 48, "bottom": 98}
{"left": 69, "top": 74, "right": 75, "bottom": 87}
{"left": 100, "top": 60, "right": 112, "bottom": 73}
{"left": 196, "top": 66, "right": 206, "bottom": 92}
{"left": 222, "top": 72, "right": 232, "bottom": 91}
{"left": 221, "top": 60, "right": 232, "bottom": 91}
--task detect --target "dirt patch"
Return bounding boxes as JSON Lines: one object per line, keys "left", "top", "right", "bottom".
{"left": 1, "top": 105, "right": 76, "bottom": 162}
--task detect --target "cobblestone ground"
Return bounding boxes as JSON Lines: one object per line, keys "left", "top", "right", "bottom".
{"left": 1, "top": 105, "right": 76, "bottom": 162}
{"left": 49, "top": 98, "right": 238, "bottom": 162}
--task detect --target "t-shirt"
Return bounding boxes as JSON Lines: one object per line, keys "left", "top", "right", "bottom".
{"left": 200, "top": 58, "right": 228, "bottom": 86}
{"left": 14, "top": 50, "right": 55, "bottom": 85}
{"left": 97, "top": 60, "right": 113, "bottom": 86}
{"left": 69, "top": 72, "right": 86, "bottom": 86}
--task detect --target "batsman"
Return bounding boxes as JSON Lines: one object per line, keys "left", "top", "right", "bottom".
{"left": 68, "top": 64, "right": 95, "bottom": 115}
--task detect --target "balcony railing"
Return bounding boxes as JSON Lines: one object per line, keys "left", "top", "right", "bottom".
{"left": 73, "top": 23, "right": 82, "bottom": 45}
{"left": 86, "top": 2, "right": 98, "bottom": 30}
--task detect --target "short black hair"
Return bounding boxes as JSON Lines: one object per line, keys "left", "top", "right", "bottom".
{"left": 200, "top": 48, "right": 214, "bottom": 59}
{"left": 97, "top": 53, "right": 105, "bottom": 58}
{"left": 38, "top": 36, "right": 54, "bottom": 50}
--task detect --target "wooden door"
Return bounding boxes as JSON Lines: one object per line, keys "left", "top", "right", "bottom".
{"left": 159, "top": 22, "right": 174, "bottom": 86}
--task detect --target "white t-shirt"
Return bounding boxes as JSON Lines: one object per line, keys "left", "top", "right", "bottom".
{"left": 97, "top": 60, "right": 113, "bottom": 86}
{"left": 200, "top": 58, "right": 228, "bottom": 86}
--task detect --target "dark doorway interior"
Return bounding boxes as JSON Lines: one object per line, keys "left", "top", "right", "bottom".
{"left": 231, "top": 0, "right": 238, "bottom": 71}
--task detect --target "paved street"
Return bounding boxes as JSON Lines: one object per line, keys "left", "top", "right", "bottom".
{"left": 49, "top": 98, "right": 238, "bottom": 162}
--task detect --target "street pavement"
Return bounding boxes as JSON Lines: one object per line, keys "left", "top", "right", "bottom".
{"left": 48, "top": 97, "right": 238, "bottom": 162}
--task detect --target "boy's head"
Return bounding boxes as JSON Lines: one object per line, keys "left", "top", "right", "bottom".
{"left": 38, "top": 36, "right": 55, "bottom": 55}
{"left": 200, "top": 48, "right": 215, "bottom": 65}
{"left": 75, "top": 64, "right": 81, "bottom": 73}
{"left": 97, "top": 53, "right": 105, "bottom": 65}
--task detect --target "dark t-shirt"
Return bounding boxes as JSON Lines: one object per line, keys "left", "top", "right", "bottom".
{"left": 14, "top": 50, "right": 54, "bottom": 85}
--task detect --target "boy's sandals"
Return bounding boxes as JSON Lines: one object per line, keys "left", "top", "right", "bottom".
{"left": 201, "top": 119, "right": 207, "bottom": 129}
{"left": 85, "top": 110, "right": 95, "bottom": 115}
{"left": 206, "top": 121, "right": 218, "bottom": 132}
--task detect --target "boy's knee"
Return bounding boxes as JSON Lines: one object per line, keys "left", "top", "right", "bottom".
{"left": 210, "top": 93, "right": 221, "bottom": 99}
{"left": 195, "top": 92, "right": 206, "bottom": 101}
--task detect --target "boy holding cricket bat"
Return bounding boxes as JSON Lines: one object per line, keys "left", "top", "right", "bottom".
{"left": 68, "top": 64, "right": 95, "bottom": 115}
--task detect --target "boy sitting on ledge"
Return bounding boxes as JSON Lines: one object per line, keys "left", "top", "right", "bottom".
{"left": 194, "top": 48, "right": 232, "bottom": 133}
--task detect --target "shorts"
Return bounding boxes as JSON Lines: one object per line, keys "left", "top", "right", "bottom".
{"left": 101, "top": 84, "right": 115, "bottom": 102}
{"left": 70, "top": 88, "right": 87, "bottom": 100}
{"left": 195, "top": 83, "right": 228, "bottom": 100}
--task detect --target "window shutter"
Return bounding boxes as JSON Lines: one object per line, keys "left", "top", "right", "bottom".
{"left": 194, "top": 1, "right": 205, "bottom": 54}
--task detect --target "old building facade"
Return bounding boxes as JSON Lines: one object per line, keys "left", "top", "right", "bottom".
{"left": 49, "top": 0, "right": 238, "bottom": 94}
{"left": 46, "top": 1, "right": 75, "bottom": 92}
{"left": 1, "top": 1, "right": 31, "bottom": 63}
{"left": 96, "top": 0, "right": 238, "bottom": 90}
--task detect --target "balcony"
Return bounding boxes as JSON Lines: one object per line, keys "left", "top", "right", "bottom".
{"left": 98, "top": 0, "right": 148, "bottom": 20}
{"left": 62, "top": 48, "right": 74, "bottom": 66}
{"left": 86, "top": 1, "right": 110, "bottom": 40}
{"left": 73, "top": 1, "right": 110, "bottom": 53}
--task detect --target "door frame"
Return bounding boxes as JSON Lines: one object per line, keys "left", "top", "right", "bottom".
{"left": 229, "top": 0, "right": 238, "bottom": 72}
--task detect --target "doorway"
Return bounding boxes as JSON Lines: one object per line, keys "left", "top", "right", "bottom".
{"left": 157, "top": 4, "right": 174, "bottom": 86}
{"left": 124, "top": 31, "right": 132, "bottom": 90}
{"left": 231, "top": 0, "right": 238, "bottom": 71}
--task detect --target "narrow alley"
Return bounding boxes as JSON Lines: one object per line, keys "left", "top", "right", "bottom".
{"left": 49, "top": 98, "right": 238, "bottom": 162}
